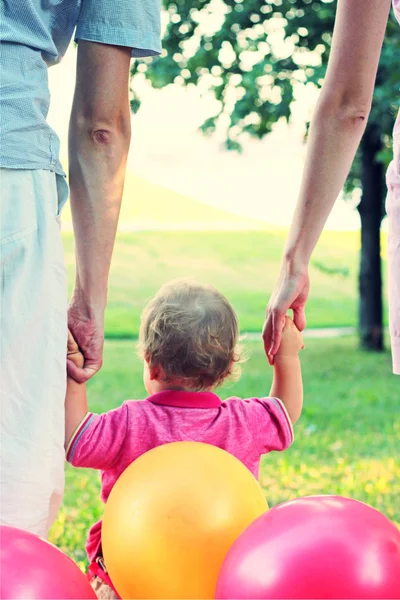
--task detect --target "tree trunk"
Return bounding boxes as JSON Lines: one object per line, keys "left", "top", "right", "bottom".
{"left": 357, "top": 124, "right": 384, "bottom": 351}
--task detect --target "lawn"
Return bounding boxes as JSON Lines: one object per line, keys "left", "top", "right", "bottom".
{"left": 63, "top": 229, "right": 388, "bottom": 338}
{"left": 50, "top": 336, "right": 399, "bottom": 570}
{"left": 56, "top": 205, "right": 395, "bottom": 572}
{"left": 60, "top": 171, "right": 266, "bottom": 231}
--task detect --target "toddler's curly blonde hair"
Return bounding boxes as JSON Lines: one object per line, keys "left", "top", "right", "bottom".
{"left": 139, "top": 279, "right": 241, "bottom": 390}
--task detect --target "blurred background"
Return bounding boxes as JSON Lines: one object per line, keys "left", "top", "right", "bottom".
{"left": 48, "top": 0, "right": 400, "bottom": 563}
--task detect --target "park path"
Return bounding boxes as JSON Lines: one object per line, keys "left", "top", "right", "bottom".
{"left": 105, "top": 327, "right": 358, "bottom": 341}
{"left": 244, "top": 327, "right": 355, "bottom": 340}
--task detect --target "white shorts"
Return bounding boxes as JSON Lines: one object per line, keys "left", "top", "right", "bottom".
{"left": 0, "top": 168, "right": 68, "bottom": 537}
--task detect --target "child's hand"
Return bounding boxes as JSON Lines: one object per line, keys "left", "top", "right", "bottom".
{"left": 67, "top": 330, "right": 85, "bottom": 369}
{"left": 275, "top": 316, "right": 304, "bottom": 358}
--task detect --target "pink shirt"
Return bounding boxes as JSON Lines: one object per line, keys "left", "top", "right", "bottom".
{"left": 66, "top": 390, "right": 293, "bottom": 562}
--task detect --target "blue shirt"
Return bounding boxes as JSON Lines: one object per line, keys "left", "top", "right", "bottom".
{"left": 0, "top": 0, "right": 161, "bottom": 176}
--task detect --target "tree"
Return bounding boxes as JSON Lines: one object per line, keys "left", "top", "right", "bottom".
{"left": 131, "top": 0, "right": 400, "bottom": 350}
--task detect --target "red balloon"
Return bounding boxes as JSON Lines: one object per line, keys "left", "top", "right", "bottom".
{"left": 0, "top": 526, "right": 97, "bottom": 599}
{"left": 216, "top": 496, "right": 400, "bottom": 599}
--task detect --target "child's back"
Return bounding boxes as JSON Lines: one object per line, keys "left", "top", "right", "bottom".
{"left": 65, "top": 278, "right": 303, "bottom": 597}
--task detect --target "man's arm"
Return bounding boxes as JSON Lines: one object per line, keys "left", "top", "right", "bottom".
{"left": 68, "top": 41, "right": 132, "bottom": 382}
{"left": 263, "top": 0, "right": 392, "bottom": 361}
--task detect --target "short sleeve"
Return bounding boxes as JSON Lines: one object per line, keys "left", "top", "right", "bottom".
{"left": 75, "top": 0, "right": 162, "bottom": 58}
{"left": 66, "top": 403, "right": 129, "bottom": 470}
{"left": 248, "top": 397, "right": 294, "bottom": 454}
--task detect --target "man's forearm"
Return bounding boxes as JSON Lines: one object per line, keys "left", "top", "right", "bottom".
{"left": 69, "top": 116, "right": 130, "bottom": 307}
{"left": 270, "top": 356, "right": 303, "bottom": 424}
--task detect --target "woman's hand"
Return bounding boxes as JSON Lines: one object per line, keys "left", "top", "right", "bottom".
{"left": 263, "top": 260, "right": 309, "bottom": 365}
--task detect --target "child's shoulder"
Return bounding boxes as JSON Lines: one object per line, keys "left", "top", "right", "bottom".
{"left": 108, "top": 398, "right": 149, "bottom": 419}
{"left": 223, "top": 395, "right": 270, "bottom": 403}
{"left": 120, "top": 398, "right": 149, "bottom": 411}
{"left": 223, "top": 396, "right": 274, "bottom": 412}
{"left": 223, "top": 396, "right": 290, "bottom": 424}
{"left": 224, "top": 396, "right": 294, "bottom": 450}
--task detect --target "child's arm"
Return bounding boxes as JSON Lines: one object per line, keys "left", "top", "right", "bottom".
{"left": 269, "top": 316, "right": 303, "bottom": 425}
{"left": 65, "top": 331, "right": 88, "bottom": 449}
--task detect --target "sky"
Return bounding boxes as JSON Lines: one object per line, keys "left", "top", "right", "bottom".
{"left": 48, "top": 43, "right": 369, "bottom": 232}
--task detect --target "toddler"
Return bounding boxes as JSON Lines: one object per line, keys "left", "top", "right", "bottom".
{"left": 65, "top": 279, "right": 303, "bottom": 599}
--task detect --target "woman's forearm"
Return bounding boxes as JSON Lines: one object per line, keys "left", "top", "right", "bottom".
{"left": 283, "top": 0, "right": 391, "bottom": 267}
{"left": 284, "top": 97, "right": 368, "bottom": 267}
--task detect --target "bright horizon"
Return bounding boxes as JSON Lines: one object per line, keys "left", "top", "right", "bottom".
{"left": 48, "top": 44, "right": 384, "bottom": 233}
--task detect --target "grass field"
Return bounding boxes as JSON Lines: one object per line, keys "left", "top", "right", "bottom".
{"left": 60, "top": 168, "right": 389, "bottom": 336}
{"left": 49, "top": 336, "right": 399, "bottom": 570}
{"left": 60, "top": 171, "right": 265, "bottom": 231}
{"left": 63, "top": 228, "right": 388, "bottom": 338}
{"left": 55, "top": 188, "right": 396, "bottom": 573}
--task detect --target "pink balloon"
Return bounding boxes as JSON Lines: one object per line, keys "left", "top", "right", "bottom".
{"left": 0, "top": 526, "right": 97, "bottom": 599}
{"left": 216, "top": 496, "right": 400, "bottom": 599}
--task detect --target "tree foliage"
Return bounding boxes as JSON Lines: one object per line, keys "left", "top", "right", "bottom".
{"left": 131, "top": 1, "right": 399, "bottom": 350}
{"left": 131, "top": 0, "right": 399, "bottom": 189}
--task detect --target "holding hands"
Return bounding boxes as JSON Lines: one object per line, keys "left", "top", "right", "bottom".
{"left": 263, "top": 261, "right": 309, "bottom": 364}
{"left": 275, "top": 315, "right": 305, "bottom": 359}
{"left": 67, "top": 330, "right": 85, "bottom": 370}
{"left": 67, "top": 289, "right": 105, "bottom": 383}
{"left": 268, "top": 312, "right": 304, "bottom": 426}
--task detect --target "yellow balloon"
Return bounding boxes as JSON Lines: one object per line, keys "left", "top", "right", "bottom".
{"left": 102, "top": 442, "right": 268, "bottom": 599}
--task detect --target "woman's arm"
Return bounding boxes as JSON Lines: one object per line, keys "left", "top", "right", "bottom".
{"left": 263, "top": 0, "right": 392, "bottom": 361}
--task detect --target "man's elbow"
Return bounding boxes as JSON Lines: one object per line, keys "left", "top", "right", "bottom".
{"left": 71, "top": 109, "right": 131, "bottom": 147}
{"left": 90, "top": 120, "right": 131, "bottom": 147}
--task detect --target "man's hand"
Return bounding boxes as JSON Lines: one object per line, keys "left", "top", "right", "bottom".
{"left": 67, "top": 289, "right": 105, "bottom": 383}
{"left": 263, "top": 261, "right": 309, "bottom": 365}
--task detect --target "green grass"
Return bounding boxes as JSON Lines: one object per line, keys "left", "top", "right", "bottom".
{"left": 63, "top": 229, "right": 389, "bottom": 338}
{"left": 58, "top": 194, "right": 395, "bottom": 570}
{"left": 50, "top": 336, "right": 399, "bottom": 570}
{"left": 61, "top": 172, "right": 264, "bottom": 229}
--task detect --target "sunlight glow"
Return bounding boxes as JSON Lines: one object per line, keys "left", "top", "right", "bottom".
{"left": 47, "top": 43, "right": 377, "bottom": 233}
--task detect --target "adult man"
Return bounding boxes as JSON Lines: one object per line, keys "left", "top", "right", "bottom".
{"left": 0, "top": 1, "right": 160, "bottom": 537}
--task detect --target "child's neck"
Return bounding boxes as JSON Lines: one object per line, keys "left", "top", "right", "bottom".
{"left": 149, "top": 379, "right": 213, "bottom": 395}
